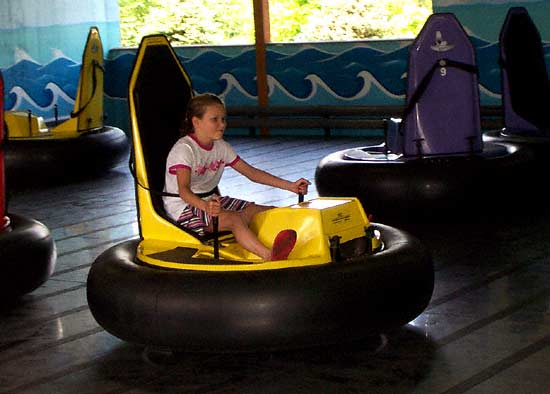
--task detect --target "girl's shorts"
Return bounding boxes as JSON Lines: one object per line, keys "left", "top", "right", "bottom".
{"left": 177, "top": 196, "right": 252, "bottom": 236}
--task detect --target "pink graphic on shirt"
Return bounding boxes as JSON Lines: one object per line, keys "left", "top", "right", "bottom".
{"left": 195, "top": 159, "right": 224, "bottom": 176}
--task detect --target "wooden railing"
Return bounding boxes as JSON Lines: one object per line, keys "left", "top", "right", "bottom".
{"left": 226, "top": 105, "right": 503, "bottom": 137}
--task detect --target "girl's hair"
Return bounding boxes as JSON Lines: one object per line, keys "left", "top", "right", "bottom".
{"left": 180, "top": 93, "right": 225, "bottom": 136}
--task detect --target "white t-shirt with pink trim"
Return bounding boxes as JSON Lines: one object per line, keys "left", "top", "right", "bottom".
{"left": 163, "top": 134, "right": 240, "bottom": 221}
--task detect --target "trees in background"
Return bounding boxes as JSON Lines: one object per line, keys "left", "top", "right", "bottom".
{"left": 294, "top": 0, "right": 432, "bottom": 41}
{"left": 119, "top": 0, "right": 432, "bottom": 47}
{"left": 119, "top": 0, "right": 255, "bottom": 45}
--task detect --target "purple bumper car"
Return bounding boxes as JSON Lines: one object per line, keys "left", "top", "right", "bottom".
{"left": 484, "top": 7, "right": 550, "bottom": 164}
{"left": 315, "top": 13, "right": 532, "bottom": 223}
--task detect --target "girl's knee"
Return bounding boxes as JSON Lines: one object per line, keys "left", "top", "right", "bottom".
{"left": 243, "top": 203, "right": 273, "bottom": 222}
{"left": 217, "top": 210, "right": 246, "bottom": 231}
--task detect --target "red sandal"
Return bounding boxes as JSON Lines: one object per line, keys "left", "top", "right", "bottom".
{"left": 270, "top": 229, "right": 297, "bottom": 261}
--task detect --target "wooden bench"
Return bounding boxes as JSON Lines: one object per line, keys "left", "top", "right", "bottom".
{"left": 226, "top": 105, "right": 503, "bottom": 137}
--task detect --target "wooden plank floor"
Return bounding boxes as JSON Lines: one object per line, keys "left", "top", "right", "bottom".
{"left": 2, "top": 135, "right": 550, "bottom": 394}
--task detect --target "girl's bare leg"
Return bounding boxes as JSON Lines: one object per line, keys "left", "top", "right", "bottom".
{"left": 240, "top": 203, "right": 274, "bottom": 225}
{"left": 214, "top": 210, "right": 271, "bottom": 260}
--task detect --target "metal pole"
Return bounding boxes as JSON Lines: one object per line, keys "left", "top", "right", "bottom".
{"left": 0, "top": 73, "right": 10, "bottom": 230}
{"left": 253, "top": 0, "right": 270, "bottom": 137}
{"left": 213, "top": 217, "right": 219, "bottom": 259}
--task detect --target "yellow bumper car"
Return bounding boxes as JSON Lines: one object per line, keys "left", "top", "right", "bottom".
{"left": 3, "top": 27, "right": 129, "bottom": 184}
{"left": 86, "top": 35, "right": 434, "bottom": 352}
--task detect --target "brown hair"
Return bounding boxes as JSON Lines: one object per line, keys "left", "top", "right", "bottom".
{"left": 180, "top": 93, "right": 225, "bottom": 136}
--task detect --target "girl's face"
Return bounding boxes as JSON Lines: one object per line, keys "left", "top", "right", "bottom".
{"left": 192, "top": 103, "right": 226, "bottom": 143}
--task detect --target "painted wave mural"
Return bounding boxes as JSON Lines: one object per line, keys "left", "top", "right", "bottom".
{"left": 1, "top": 55, "right": 80, "bottom": 120}
{"left": 3, "top": 35, "right": 549, "bottom": 122}
{"left": 106, "top": 37, "right": 507, "bottom": 107}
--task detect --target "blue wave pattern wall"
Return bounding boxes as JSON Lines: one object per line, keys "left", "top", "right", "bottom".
{"left": 118, "top": 41, "right": 504, "bottom": 104}
{"left": 2, "top": 0, "right": 550, "bottom": 135}
{"left": 0, "top": 0, "right": 119, "bottom": 121}
{"left": 4, "top": 30, "right": 549, "bottom": 127}
{"left": 104, "top": 35, "right": 540, "bottom": 133}
{"left": 107, "top": 43, "right": 411, "bottom": 107}
{"left": 2, "top": 57, "right": 79, "bottom": 118}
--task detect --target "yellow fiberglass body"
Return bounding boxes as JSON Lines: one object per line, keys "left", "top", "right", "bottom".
{"left": 5, "top": 26, "right": 105, "bottom": 140}
{"left": 138, "top": 197, "right": 382, "bottom": 271}
{"left": 3, "top": 111, "right": 49, "bottom": 138}
{"left": 128, "top": 35, "right": 381, "bottom": 272}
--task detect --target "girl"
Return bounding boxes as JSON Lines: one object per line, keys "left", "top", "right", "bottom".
{"left": 163, "top": 93, "right": 310, "bottom": 261}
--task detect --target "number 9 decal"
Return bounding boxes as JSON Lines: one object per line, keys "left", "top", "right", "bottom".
{"left": 438, "top": 59, "right": 447, "bottom": 77}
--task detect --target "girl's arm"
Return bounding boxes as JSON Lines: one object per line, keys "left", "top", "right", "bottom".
{"left": 175, "top": 168, "right": 220, "bottom": 216}
{"left": 232, "top": 158, "right": 310, "bottom": 194}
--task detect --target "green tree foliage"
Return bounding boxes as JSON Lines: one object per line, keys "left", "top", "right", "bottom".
{"left": 295, "top": 0, "right": 432, "bottom": 41}
{"left": 118, "top": 0, "right": 432, "bottom": 47}
{"left": 119, "top": 0, "right": 158, "bottom": 46}
{"left": 119, "top": 0, "right": 250, "bottom": 45}
{"left": 269, "top": 0, "right": 318, "bottom": 42}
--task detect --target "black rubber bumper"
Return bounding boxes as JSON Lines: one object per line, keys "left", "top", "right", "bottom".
{"left": 5, "top": 126, "right": 129, "bottom": 184}
{"left": 484, "top": 129, "right": 550, "bottom": 164}
{"left": 315, "top": 141, "right": 534, "bottom": 222}
{"left": 0, "top": 213, "right": 56, "bottom": 298}
{"left": 87, "top": 224, "right": 434, "bottom": 353}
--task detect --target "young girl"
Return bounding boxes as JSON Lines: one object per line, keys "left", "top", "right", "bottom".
{"left": 163, "top": 93, "right": 310, "bottom": 261}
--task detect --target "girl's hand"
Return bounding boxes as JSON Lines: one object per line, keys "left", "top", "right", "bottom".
{"left": 292, "top": 178, "right": 311, "bottom": 195}
{"left": 205, "top": 195, "right": 221, "bottom": 217}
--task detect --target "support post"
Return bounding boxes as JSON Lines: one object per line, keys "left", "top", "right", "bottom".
{"left": 253, "top": 0, "right": 270, "bottom": 137}
{"left": 0, "top": 74, "right": 9, "bottom": 230}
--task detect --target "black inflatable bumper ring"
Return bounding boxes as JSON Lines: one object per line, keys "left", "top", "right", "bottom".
{"left": 0, "top": 214, "right": 57, "bottom": 299}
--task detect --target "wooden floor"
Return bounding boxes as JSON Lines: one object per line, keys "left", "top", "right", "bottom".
{"left": 2, "top": 135, "right": 550, "bottom": 394}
